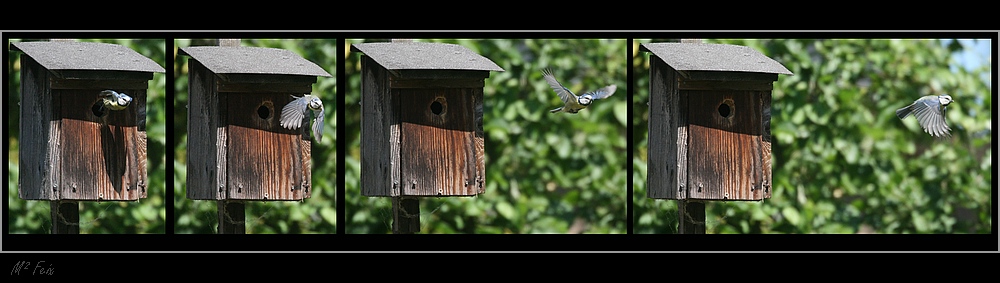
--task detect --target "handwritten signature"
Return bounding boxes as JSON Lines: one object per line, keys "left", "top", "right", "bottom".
{"left": 11, "top": 261, "right": 55, "bottom": 276}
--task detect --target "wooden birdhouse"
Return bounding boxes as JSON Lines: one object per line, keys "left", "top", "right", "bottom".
{"left": 12, "top": 41, "right": 164, "bottom": 202}
{"left": 352, "top": 41, "right": 503, "bottom": 197}
{"left": 642, "top": 42, "right": 792, "bottom": 201}
{"left": 180, "top": 45, "right": 331, "bottom": 201}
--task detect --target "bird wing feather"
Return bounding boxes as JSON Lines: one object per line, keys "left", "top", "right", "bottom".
{"left": 911, "top": 98, "right": 950, "bottom": 137}
{"left": 280, "top": 95, "right": 307, "bottom": 130}
{"left": 584, "top": 84, "right": 617, "bottom": 100}
{"left": 542, "top": 69, "right": 578, "bottom": 106}
{"left": 312, "top": 109, "right": 324, "bottom": 142}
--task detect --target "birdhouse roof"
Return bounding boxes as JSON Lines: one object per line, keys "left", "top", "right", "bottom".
{"left": 178, "top": 46, "right": 332, "bottom": 77}
{"left": 10, "top": 41, "right": 165, "bottom": 73}
{"left": 351, "top": 42, "right": 504, "bottom": 72}
{"left": 641, "top": 43, "right": 792, "bottom": 75}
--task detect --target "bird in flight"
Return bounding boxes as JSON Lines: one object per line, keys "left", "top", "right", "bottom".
{"left": 280, "top": 94, "right": 325, "bottom": 142}
{"left": 896, "top": 94, "right": 954, "bottom": 137}
{"left": 542, "top": 69, "right": 616, "bottom": 114}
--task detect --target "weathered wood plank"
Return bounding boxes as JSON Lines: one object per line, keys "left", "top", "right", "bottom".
{"left": 135, "top": 88, "right": 149, "bottom": 198}
{"left": 137, "top": 130, "right": 148, "bottom": 198}
{"left": 217, "top": 200, "right": 245, "bottom": 234}
{"left": 678, "top": 79, "right": 774, "bottom": 91}
{"left": 218, "top": 39, "right": 241, "bottom": 47}
{"left": 392, "top": 197, "right": 420, "bottom": 233}
{"left": 217, "top": 73, "right": 317, "bottom": 85}
{"left": 215, "top": 39, "right": 244, "bottom": 235}
{"left": 224, "top": 93, "right": 306, "bottom": 200}
{"left": 473, "top": 90, "right": 485, "bottom": 194}
{"left": 647, "top": 58, "right": 686, "bottom": 199}
{"left": 389, "top": 78, "right": 485, "bottom": 89}
{"left": 186, "top": 60, "right": 223, "bottom": 200}
{"left": 680, "top": 70, "right": 778, "bottom": 82}
{"left": 677, "top": 75, "right": 689, "bottom": 200}
{"left": 50, "top": 70, "right": 153, "bottom": 81}
{"left": 58, "top": 89, "right": 143, "bottom": 201}
{"left": 399, "top": 88, "right": 478, "bottom": 196}
{"left": 217, "top": 82, "right": 314, "bottom": 93}
{"left": 361, "top": 56, "right": 398, "bottom": 197}
{"left": 216, "top": 88, "right": 228, "bottom": 200}
{"left": 686, "top": 90, "right": 762, "bottom": 201}
{"left": 394, "top": 69, "right": 492, "bottom": 80}
{"left": 18, "top": 56, "right": 57, "bottom": 200}
{"left": 49, "top": 79, "right": 150, "bottom": 90}
{"left": 761, "top": 92, "right": 772, "bottom": 199}
{"left": 299, "top": 126, "right": 313, "bottom": 199}
{"left": 678, "top": 200, "right": 705, "bottom": 234}
{"left": 50, "top": 201, "right": 79, "bottom": 234}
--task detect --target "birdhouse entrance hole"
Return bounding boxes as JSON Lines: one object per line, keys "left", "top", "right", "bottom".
{"left": 257, "top": 101, "right": 273, "bottom": 120}
{"left": 718, "top": 99, "right": 735, "bottom": 118}
{"left": 430, "top": 96, "right": 446, "bottom": 116}
{"left": 91, "top": 101, "right": 107, "bottom": 117}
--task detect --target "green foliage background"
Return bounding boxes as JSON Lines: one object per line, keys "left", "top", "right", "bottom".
{"left": 345, "top": 39, "right": 629, "bottom": 234}
{"left": 8, "top": 36, "right": 990, "bottom": 236}
{"left": 633, "top": 38, "right": 992, "bottom": 234}
{"left": 172, "top": 39, "right": 338, "bottom": 234}
{"left": 7, "top": 38, "right": 168, "bottom": 234}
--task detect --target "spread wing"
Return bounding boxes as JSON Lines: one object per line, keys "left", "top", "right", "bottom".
{"left": 584, "top": 84, "right": 617, "bottom": 100}
{"left": 312, "top": 109, "right": 324, "bottom": 142}
{"left": 280, "top": 95, "right": 307, "bottom": 130}
{"left": 542, "top": 69, "right": 577, "bottom": 105}
{"left": 99, "top": 90, "right": 117, "bottom": 98}
{"left": 910, "top": 98, "right": 950, "bottom": 137}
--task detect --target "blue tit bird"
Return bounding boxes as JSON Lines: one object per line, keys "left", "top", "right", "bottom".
{"left": 280, "top": 94, "right": 325, "bottom": 142}
{"left": 896, "top": 94, "right": 954, "bottom": 137}
{"left": 542, "top": 68, "right": 617, "bottom": 114}
{"left": 95, "top": 90, "right": 132, "bottom": 126}
{"left": 98, "top": 90, "right": 132, "bottom": 112}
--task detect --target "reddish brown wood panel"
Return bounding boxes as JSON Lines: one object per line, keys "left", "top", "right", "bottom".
{"left": 224, "top": 92, "right": 309, "bottom": 201}
{"left": 761, "top": 92, "right": 772, "bottom": 199}
{"left": 300, "top": 136, "right": 313, "bottom": 198}
{"left": 473, "top": 91, "right": 485, "bottom": 194}
{"left": 399, "top": 88, "right": 480, "bottom": 196}
{"left": 137, "top": 130, "right": 149, "bottom": 198}
{"left": 686, "top": 90, "right": 763, "bottom": 201}
{"left": 57, "top": 89, "right": 144, "bottom": 201}
{"left": 134, "top": 89, "right": 149, "bottom": 199}
{"left": 18, "top": 56, "right": 58, "bottom": 200}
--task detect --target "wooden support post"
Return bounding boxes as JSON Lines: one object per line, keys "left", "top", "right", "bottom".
{"left": 218, "top": 39, "right": 241, "bottom": 47}
{"left": 50, "top": 201, "right": 79, "bottom": 234}
{"left": 676, "top": 38, "right": 707, "bottom": 235}
{"left": 389, "top": 38, "right": 418, "bottom": 234}
{"left": 214, "top": 38, "right": 247, "bottom": 234}
{"left": 392, "top": 197, "right": 420, "bottom": 234}
{"left": 678, "top": 200, "right": 706, "bottom": 234}
{"left": 217, "top": 200, "right": 245, "bottom": 234}
{"left": 49, "top": 38, "right": 81, "bottom": 235}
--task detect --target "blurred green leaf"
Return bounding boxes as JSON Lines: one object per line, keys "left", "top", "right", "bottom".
{"left": 782, "top": 207, "right": 802, "bottom": 226}
{"left": 496, "top": 202, "right": 517, "bottom": 221}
